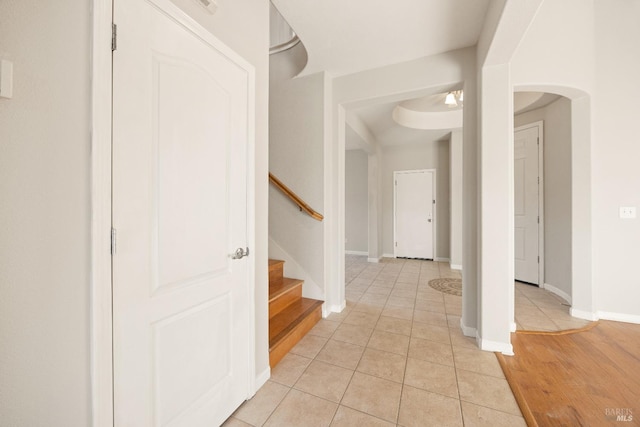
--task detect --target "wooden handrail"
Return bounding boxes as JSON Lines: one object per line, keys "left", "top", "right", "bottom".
{"left": 269, "top": 173, "right": 324, "bottom": 221}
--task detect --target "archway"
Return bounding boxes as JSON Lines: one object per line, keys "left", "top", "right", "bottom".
{"left": 513, "top": 85, "right": 595, "bottom": 321}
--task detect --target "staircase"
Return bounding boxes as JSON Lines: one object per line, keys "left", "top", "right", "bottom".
{"left": 268, "top": 259, "right": 323, "bottom": 367}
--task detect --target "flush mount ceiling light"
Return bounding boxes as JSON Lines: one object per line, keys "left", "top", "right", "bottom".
{"left": 445, "top": 90, "right": 464, "bottom": 108}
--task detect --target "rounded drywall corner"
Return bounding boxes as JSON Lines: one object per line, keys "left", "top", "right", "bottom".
{"left": 392, "top": 104, "right": 463, "bottom": 130}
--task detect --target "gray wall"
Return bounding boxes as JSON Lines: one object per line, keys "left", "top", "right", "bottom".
{"left": 0, "top": 1, "right": 92, "bottom": 425}
{"left": 382, "top": 141, "right": 450, "bottom": 258}
{"left": 515, "top": 97, "right": 572, "bottom": 298}
{"left": 269, "top": 49, "right": 325, "bottom": 297}
{"left": 449, "top": 130, "right": 463, "bottom": 268}
{"left": 345, "top": 150, "right": 369, "bottom": 253}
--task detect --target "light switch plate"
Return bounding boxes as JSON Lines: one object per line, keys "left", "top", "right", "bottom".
{"left": 620, "top": 206, "right": 636, "bottom": 219}
{"left": 0, "top": 60, "right": 13, "bottom": 99}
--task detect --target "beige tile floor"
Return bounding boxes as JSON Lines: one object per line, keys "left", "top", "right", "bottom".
{"left": 225, "top": 255, "right": 588, "bottom": 426}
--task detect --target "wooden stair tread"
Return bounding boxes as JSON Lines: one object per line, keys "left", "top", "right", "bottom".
{"left": 269, "top": 277, "right": 304, "bottom": 302}
{"left": 268, "top": 259, "right": 284, "bottom": 268}
{"left": 269, "top": 297, "right": 323, "bottom": 349}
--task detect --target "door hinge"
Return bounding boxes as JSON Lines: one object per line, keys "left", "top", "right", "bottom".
{"left": 110, "top": 228, "right": 117, "bottom": 255}
{"left": 433, "top": 199, "right": 436, "bottom": 204}
{"left": 112, "top": 23, "right": 117, "bottom": 51}
{"left": 395, "top": 242, "right": 397, "bottom": 247}
{"left": 537, "top": 255, "right": 540, "bottom": 263}
{"left": 537, "top": 137, "right": 539, "bottom": 145}
{"left": 537, "top": 216, "right": 540, "bottom": 224}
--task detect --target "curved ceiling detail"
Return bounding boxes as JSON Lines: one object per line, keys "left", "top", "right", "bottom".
{"left": 514, "top": 91, "right": 561, "bottom": 114}
{"left": 393, "top": 105, "right": 463, "bottom": 130}
{"left": 269, "top": 2, "right": 309, "bottom": 77}
{"left": 271, "top": 0, "right": 491, "bottom": 76}
{"left": 391, "top": 92, "right": 463, "bottom": 130}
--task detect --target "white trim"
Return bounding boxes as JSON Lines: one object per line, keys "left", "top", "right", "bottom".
{"left": 393, "top": 169, "right": 437, "bottom": 260}
{"left": 345, "top": 250, "right": 368, "bottom": 256}
{"left": 324, "top": 301, "right": 347, "bottom": 318}
{"left": 514, "top": 121, "right": 545, "bottom": 286}
{"left": 367, "top": 257, "right": 382, "bottom": 263}
{"left": 459, "top": 318, "right": 477, "bottom": 337}
{"left": 597, "top": 311, "right": 640, "bottom": 325}
{"left": 570, "top": 308, "right": 598, "bottom": 321}
{"left": 477, "top": 335, "right": 514, "bottom": 355}
{"left": 434, "top": 257, "right": 450, "bottom": 263}
{"left": 253, "top": 367, "right": 271, "bottom": 396}
{"left": 450, "top": 264, "right": 462, "bottom": 271}
{"left": 542, "top": 282, "right": 572, "bottom": 305}
{"left": 91, "top": 1, "right": 114, "bottom": 425}
{"left": 510, "top": 322, "right": 517, "bottom": 332}
{"left": 382, "top": 253, "right": 395, "bottom": 259}
{"left": 244, "top": 34, "right": 258, "bottom": 399}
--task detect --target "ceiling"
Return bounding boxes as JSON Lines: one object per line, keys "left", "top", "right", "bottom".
{"left": 271, "top": 0, "right": 491, "bottom": 77}
{"left": 270, "top": 1, "right": 559, "bottom": 151}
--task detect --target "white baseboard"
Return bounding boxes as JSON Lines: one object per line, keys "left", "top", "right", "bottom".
{"left": 570, "top": 308, "right": 640, "bottom": 324}
{"left": 435, "top": 257, "right": 450, "bottom": 263}
{"left": 450, "top": 264, "right": 462, "bottom": 271}
{"left": 253, "top": 366, "right": 270, "bottom": 395}
{"left": 383, "top": 253, "right": 395, "bottom": 259}
{"left": 597, "top": 310, "right": 640, "bottom": 324}
{"left": 542, "top": 283, "right": 572, "bottom": 305}
{"left": 324, "top": 301, "right": 346, "bottom": 318}
{"left": 345, "top": 250, "right": 368, "bottom": 256}
{"left": 459, "top": 318, "right": 477, "bottom": 338}
{"left": 570, "top": 308, "right": 599, "bottom": 321}
{"left": 367, "top": 257, "right": 381, "bottom": 263}
{"left": 510, "top": 322, "right": 517, "bottom": 332}
{"left": 477, "top": 336, "right": 514, "bottom": 355}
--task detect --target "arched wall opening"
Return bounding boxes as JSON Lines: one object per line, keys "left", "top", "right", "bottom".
{"left": 513, "top": 84, "right": 594, "bottom": 321}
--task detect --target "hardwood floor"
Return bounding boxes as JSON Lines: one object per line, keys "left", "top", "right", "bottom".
{"left": 497, "top": 321, "right": 640, "bottom": 426}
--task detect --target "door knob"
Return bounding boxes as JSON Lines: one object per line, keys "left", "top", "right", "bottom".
{"left": 231, "top": 247, "right": 250, "bottom": 259}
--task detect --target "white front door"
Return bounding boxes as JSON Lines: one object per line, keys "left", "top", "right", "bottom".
{"left": 514, "top": 125, "right": 540, "bottom": 284}
{"left": 394, "top": 170, "right": 435, "bottom": 259}
{"left": 112, "top": 1, "right": 253, "bottom": 425}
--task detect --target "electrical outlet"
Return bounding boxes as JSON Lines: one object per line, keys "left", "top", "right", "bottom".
{"left": 619, "top": 206, "right": 636, "bottom": 219}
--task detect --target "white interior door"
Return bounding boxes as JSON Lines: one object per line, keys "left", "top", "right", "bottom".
{"left": 394, "top": 170, "right": 435, "bottom": 259}
{"left": 514, "top": 125, "right": 540, "bottom": 284}
{"left": 112, "top": 1, "right": 253, "bottom": 425}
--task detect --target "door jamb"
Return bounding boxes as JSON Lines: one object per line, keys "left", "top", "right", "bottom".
{"left": 91, "top": 0, "right": 114, "bottom": 426}
{"left": 393, "top": 169, "right": 437, "bottom": 260}
{"left": 514, "top": 121, "right": 544, "bottom": 286}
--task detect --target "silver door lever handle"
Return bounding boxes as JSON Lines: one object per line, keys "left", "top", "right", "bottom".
{"left": 231, "top": 247, "right": 250, "bottom": 259}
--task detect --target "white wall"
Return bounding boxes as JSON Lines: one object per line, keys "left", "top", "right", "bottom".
{"left": 0, "top": 2, "right": 92, "bottom": 425}
{"left": 511, "top": 0, "right": 640, "bottom": 322}
{"left": 345, "top": 149, "right": 368, "bottom": 253}
{"left": 269, "top": 49, "right": 326, "bottom": 299}
{"left": 515, "top": 97, "right": 572, "bottom": 300}
{"left": 0, "top": 1, "right": 271, "bottom": 425}
{"left": 381, "top": 142, "right": 450, "bottom": 259}
{"left": 592, "top": 0, "right": 640, "bottom": 320}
